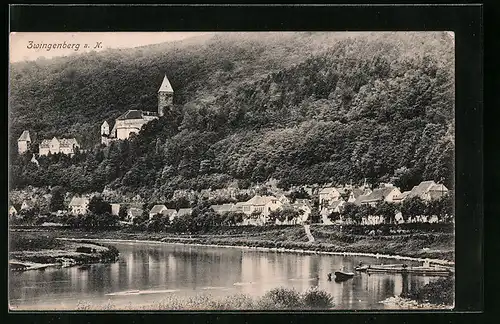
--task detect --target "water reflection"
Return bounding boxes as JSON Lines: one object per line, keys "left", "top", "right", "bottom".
{"left": 9, "top": 242, "right": 447, "bottom": 310}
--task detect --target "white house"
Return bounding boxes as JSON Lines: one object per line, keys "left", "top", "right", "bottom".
{"left": 359, "top": 184, "right": 401, "bottom": 207}
{"left": 69, "top": 197, "right": 90, "bottom": 215}
{"left": 39, "top": 137, "right": 80, "bottom": 156}
{"left": 9, "top": 206, "right": 18, "bottom": 217}
{"left": 241, "top": 195, "right": 283, "bottom": 225}
{"left": 18, "top": 130, "right": 31, "bottom": 154}
{"left": 149, "top": 204, "right": 177, "bottom": 219}
{"left": 407, "top": 181, "right": 449, "bottom": 201}
{"left": 21, "top": 200, "right": 34, "bottom": 210}
{"left": 110, "top": 203, "right": 121, "bottom": 216}
{"left": 319, "top": 187, "right": 341, "bottom": 205}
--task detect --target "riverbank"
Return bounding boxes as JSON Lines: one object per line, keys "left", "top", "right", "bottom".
{"left": 9, "top": 231, "right": 119, "bottom": 270}
{"left": 11, "top": 224, "right": 454, "bottom": 264}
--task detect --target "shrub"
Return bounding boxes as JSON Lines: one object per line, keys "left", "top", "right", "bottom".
{"left": 257, "top": 287, "right": 304, "bottom": 309}
{"left": 302, "top": 287, "right": 334, "bottom": 309}
{"left": 401, "top": 276, "right": 454, "bottom": 306}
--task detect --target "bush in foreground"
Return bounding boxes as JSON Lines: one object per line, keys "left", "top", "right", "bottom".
{"left": 302, "top": 287, "right": 335, "bottom": 309}
{"left": 401, "top": 276, "right": 454, "bottom": 306}
{"left": 74, "top": 288, "right": 335, "bottom": 310}
{"left": 257, "top": 287, "right": 304, "bottom": 309}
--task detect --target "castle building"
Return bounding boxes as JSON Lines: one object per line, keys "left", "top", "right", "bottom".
{"left": 102, "top": 74, "right": 174, "bottom": 145}
{"left": 17, "top": 130, "right": 31, "bottom": 154}
{"left": 39, "top": 137, "right": 80, "bottom": 156}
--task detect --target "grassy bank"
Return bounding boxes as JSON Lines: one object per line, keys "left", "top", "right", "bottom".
{"left": 9, "top": 231, "right": 119, "bottom": 267}
{"left": 11, "top": 224, "right": 454, "bottom": 262}
{"left": 71, "top": 287, "right": 334, "bottom": 311}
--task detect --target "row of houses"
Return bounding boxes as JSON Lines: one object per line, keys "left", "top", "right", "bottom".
{"left": 9, "top": 180, "right": 449, "bottom": 226}
{"left": 319, "top": 180, "right": 449, "bottom": 225}
{"left": 17, "top": 131, "right": 81, "bottom": 156}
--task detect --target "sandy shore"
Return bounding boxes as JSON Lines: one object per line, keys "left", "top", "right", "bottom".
{"left": 57, "top": 237, "right": 455, "bottom": 266}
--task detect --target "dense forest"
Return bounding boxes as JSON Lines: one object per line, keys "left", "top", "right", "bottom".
{"left": 9, "top": 32, "right": 455, "bottom": 201}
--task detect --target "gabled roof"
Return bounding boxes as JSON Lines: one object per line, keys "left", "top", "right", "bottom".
{"left": 149, "top": 204, "right": 167, "bottom": 215}
{"left": 319, "top": 187, "right": 339, "bottom": 195}
{"left": 211, "top": 204, "right": 235, "bottom": 213}
{"left": 128, "top": 207, "right": 143, "bottom": 217}
{"left": 429, "top": 184, "right": 448, "bottom": 192}
{"left": 101, "top": 121, "right": 109, "bottom": 127}
{"left": 18, "top": 130, "right": 31, "bottom": 142}
{"left": 394, "top": 191, "right": 411, "bottom": 200}
{"left": 351, "top": 188, "right": 364, "bottom": 198}
{"left": 69, "top": 197, "right": 89, "bottom": 207}
{"left": 116, "top": 110, "right": 145, "bottom": 121}
{"left": 59, "top": 138, "right": 79, "bottom": 148}
{"left": 158, "top": 74, "right": 174, "bottom": 93}
{"left": 245, "top": 195, "right": 279, "bottom": 206}
{"left": 362, "top": 186, "right": 398, "bottom": 203}
{"left": 177, "top": 208, "right": 192, "bottom": 216}
{"left": 407, "top": 181, "right": 437, "bottom": 198}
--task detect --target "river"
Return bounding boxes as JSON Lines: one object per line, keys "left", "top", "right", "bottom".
{"left": 9, "top": 241, "right": 442, "bottom": 310}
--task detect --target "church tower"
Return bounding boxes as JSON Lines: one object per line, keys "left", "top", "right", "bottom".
{"left": 157, "top": 74, "right": 174, "bottom": 117}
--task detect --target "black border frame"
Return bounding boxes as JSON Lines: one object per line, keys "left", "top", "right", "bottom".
{"left": 6, "top": 4, "right": 484, "bottom": 324}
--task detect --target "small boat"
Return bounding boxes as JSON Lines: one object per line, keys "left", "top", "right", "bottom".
{"left": 334, "top": 271, "right": 355, "bottom": 281}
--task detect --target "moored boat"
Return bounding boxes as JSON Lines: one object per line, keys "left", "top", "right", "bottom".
{"left": 334, "top": 270, "right": 355, "bottom": 281}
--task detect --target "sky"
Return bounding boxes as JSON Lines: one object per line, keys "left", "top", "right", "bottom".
{"left": 9, "top": 32, "right": 214, "bottom": 63}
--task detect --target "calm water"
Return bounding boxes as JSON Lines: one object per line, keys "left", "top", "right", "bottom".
{"left": 9, "top": 242, "right": 442, "bottom": 310}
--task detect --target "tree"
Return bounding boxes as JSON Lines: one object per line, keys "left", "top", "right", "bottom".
{"left": 49, "top": 186, "right": 65, "bottom": 212}
{"left": 342, "top": 203, "right": 360, "bottom": 223}
{"left": 376, "top": 202, "right": 397, "bottom": 224}
{"left": 309, "top": 209, "right": 321, "bottom": 224}
{"left": 328, "top": 211, "right": 341, "bottom": 222}
{"left": 88, "top": 196, "right": 112, "bottom": 215}
{"left": 118, "top": 205, "right": 128, "bottom": 221}
{"left": 148, "top": 214, "right": 170, "bottom": 232}
{"left": 400, "top": 197, "right": 427, "bottom": 222}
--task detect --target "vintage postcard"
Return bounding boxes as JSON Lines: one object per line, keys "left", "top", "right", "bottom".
{"left": 9, "top": 31, "right": 455, "bottom": 311}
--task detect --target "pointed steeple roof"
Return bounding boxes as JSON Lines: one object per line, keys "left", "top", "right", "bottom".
{"left": 101, "top": 120, "right": 109, "bottom": 127}
{"left": 158, "top": 74, "right": 174, "bottom": 93}
{"left": 18, "top": 130, "right": 31, "bottom": 142}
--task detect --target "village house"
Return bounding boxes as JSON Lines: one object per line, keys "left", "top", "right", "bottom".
{"left": 17, "top": 130, "right": 31, "bottom": 154}
{"left": 110, "top": 203, "right": 121, "bottom": 216}
{"left": 241, "top": 195, "right": 283, "bottom": 224}
{"left": 348, "top": 187, "right": 372, "bottom": 203}
{"left": 39, "top": 137, "right": 80, "bottom": 156}
{"left": 407, "top": 181, "right": 449, "bottom": 201}
{"left": 210, "top": 203, "right": 235, "bottom": 215}
{"left": 21, "top": 200, "right": 34, "bottom": 210}
{"left": 320, "top": 199, "right": 345, "bottom": 224}
{"left": 393, "top": 191, "right": 411, "bottom": 203}
{"left": 69, "top": 197, "right": 90, "bottom": 215}
{"left": 127, "top": 207, "right": 143, "bottom": 222}
{"left": 233, "top": 201, "right": 246, "bottom": 213}
{"left": 318, "top": 187, "right": 341, "bottom": 206}
{"left": 176, "top": 208, "right": 193, "bottom": 218}
{"left": 101, "top": 74, "right": 173, "bottom": 145}
{"left": 149, "top": 204, "right": 177, "bottom": 219}
{"left": 275, "top": 199, "right": 313, "bottom": 226}
{"left": 9, "top": 206, "right": 18, "bottom": 218}
{"left": 357, "top": 184, "right": 401, "bottom": 207}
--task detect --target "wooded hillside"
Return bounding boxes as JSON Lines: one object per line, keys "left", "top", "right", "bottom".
{"left": 9, "top": 32, "right": 455, "bottom": 200}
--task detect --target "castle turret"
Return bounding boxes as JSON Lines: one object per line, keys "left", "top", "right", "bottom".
{"left": 158, "top": 74, "right": 174, "bottom": 117}
{"left": 101, "top": 121, "right": 110, "bottom": 136}
{"left": 17, "top": 130, "right": 31, "bottom": 154}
